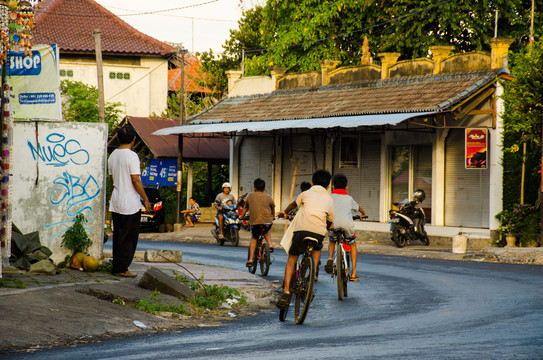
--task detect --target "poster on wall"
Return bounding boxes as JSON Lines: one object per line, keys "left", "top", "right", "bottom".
{"left": 465, "top": 128, "right": 487, "bottom": 169}
{"left": 6, "top": 44, "right": 62, "bottom": 121}
{"left": 141, "top": 159, "right": 177, "bottom": 186}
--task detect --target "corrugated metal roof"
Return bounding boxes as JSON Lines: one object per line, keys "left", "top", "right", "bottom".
{"left": 127, "top": 117, "right": 229, "bottom": 160}
{"left": 183, "top": 70, "right": 500, "bottom": 124}
{"left": 153, "top": 112, "right": 435, "bottom": 136}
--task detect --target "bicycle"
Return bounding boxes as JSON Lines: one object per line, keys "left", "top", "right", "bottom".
{"left": 248, "top": 223, "right": 272, "bottom": 276}
{"left": 279, "top": 235, "right": 318, "bottom": 324}
{"left": 330, "top": 215, "right": 367, "bottom": 300}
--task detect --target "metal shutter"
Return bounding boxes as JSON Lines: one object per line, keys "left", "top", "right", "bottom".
{"left": 239, "top": 136, "right": 274, "bottom": 198}
{"left": 332, "top": 133, "right": 381, "bottom": 221}
{"left": 444, "top": 129, "right": 489, "bottom": 227}
{"left": 281, "top": 135, "right": 325, "bottom": 209}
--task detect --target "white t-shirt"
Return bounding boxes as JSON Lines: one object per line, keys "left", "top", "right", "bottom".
{"left": 293, "top": 185, "right": 334, "bottom": 236}
{"left": 108, "top": 148, "right": 142, "bottom": 215}
{"left": 331, "top": 192, "right": 359, "bottom": 237}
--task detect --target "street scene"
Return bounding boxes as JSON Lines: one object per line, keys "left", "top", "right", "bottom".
{"left": 0, "top": 0, "right": 543, "bottom": 359}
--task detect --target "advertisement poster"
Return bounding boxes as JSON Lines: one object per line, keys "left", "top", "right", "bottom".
{"left": 465, "top": 128, "right": 487, "bottom": 169}
{"left": 141, "top": 159, "right": 177, "bottom": 186}
{"left": 6, "top": 44, "right": 62, "bottom": 121}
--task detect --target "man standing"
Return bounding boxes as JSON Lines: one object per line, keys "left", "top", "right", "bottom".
{"left": 108, "top": 125, "right": 151, "bottom": 277}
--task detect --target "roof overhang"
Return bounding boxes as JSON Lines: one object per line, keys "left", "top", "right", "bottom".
{"left": 153, "top": 112, "right": 437, "bottom": 136}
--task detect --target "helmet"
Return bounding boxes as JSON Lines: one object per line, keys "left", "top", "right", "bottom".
{"left": 221, "top": 182, "right": 232, "bottom": 190}
{"left": 412, "top": 189, "right": 426, "bottom": 203}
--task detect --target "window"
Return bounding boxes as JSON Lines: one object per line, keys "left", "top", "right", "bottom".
{"left": 116, "top": 72, "right": 123, "bottom": 79}
{"left": 339, "top": 135, "right": 359, "bottom": 168}
{"left": 123, "top": 73, "right": 130, "bottom": 80}
{"left": 66, "top": 70, "right": 73, "bottom": 77}
{"left": 109, "top": 72, "right": 116, "bottom": 79}
{"left": 59, "top": 70, "right": 66, "bottom": 76}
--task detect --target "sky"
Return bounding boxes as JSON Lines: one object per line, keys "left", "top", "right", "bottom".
{"left": 94, "top": 0, "right": 253, "bottom": 54}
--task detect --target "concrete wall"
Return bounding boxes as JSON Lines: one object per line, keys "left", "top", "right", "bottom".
{"left": 59, "top": 56, "right": 169, "bottom": 117}
{"left": 12, "top": 122, "right": 108, "bottom": 263}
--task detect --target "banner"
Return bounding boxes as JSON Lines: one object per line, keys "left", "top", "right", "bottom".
{"left": 141, "top": 159, "right": 177, "bottom": 186}
{"left": 6, "top": 44, "right": 62, "bottom": 121}
{"left": 465, "top": 128, "right": 487, "bottom": 169}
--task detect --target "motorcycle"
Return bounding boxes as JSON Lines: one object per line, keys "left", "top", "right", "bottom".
{"left": 388, "top": 189, "right": 430, "bottom": 248}
{"left": 236, "top": 193, "right": 250, "bottom": 231}
{"left": 211, "top": 202, "right": 241, "bottom": 246}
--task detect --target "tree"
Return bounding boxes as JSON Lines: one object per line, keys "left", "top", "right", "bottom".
{"left": 500, "top": 39, "right": 543, "bottom": 210}
{"left": 60, "top": 80, "right": 122, "bottom": 131}
{"left": 245, "top": 0, "right": 541, "bottom": 74}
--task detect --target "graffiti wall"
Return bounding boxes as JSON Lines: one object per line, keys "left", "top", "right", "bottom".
{"left": 12, "top": 122, "right": 107, "bottom": 263}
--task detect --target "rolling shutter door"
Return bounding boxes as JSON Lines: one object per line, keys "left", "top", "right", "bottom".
{"left": 239, "top": 136, "right": 273, "bottom": 197}
{"left": 332, "top": 133, "right": 381, "bottom": 220}
{"left": 444, "top": 129, "right": 489, "bottom": 227}
{"left": 281, "top": 135, "right": 324, "bottom": 209}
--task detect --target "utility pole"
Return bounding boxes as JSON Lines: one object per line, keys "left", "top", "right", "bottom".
{"left": 93, "top": 28, "right": 105, "bottom": 123}
{"left": 174, "top": 48, "right": 187, "bottom": 231}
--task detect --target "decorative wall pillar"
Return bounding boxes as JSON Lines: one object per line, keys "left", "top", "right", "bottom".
{"left": 489, "top": 38, "right": 515, "bottom": 70}
{"left": 318, "top": 60, "right": 340, "bottom": 86}
{"left": 429, "top": 45, "right": 454, "bottom": 74}
{"left": 377, "top": 53, "right": 401, "bottom": 79}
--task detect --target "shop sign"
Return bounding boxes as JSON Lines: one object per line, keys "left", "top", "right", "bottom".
{"left": 141, "top": 158, "right": 177, "bottom": 186}
{"left": 465, "top": 128, "right": 487, "bottom": 169}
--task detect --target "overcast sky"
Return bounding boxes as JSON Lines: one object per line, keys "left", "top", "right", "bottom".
{"left": 94, "top": 0, "right": 249, "bottom": 54}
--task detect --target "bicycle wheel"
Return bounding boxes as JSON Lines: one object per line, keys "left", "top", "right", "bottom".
{"left": 249, "top": 246, "right": 258, "bottom": 274}
{"left": 294, "top": 256, "right": 315, "bottom": 324}
{"left": 260, "top": 242, "right": 271, "bottom": 276}
{"left": 335, "top": 245, "right": 344, "bottom": 300}
{"left": 343, "top": 253, "right": 349, "bottom": 298}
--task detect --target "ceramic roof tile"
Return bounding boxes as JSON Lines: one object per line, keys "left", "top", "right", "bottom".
{"left": 34, "top": 0, "right": 176, "bottom": 57}
{"left": 189, "top": 70, "right": 501, "bottom": 123}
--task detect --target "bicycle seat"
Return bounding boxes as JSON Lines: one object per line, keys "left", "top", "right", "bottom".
{"left": 303, "top": 236, "right": 319, "bottom": 245}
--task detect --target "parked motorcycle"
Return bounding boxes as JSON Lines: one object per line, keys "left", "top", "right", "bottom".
{"left": 388, "top": 189, "right": 430, "bottom": 248}
{"left": 211, "top": 202, "right": 241, "bottom": 246}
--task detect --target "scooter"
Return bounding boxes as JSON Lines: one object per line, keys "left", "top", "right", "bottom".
{"left": 388, "top": 189, "right": 430, "bottom": 248}
{"left": 211, "top": 202, "right": 241, "bottom": 246}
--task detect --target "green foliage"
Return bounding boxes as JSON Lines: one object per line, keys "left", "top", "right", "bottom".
{"left": 97, "top": 259, "right": 113, "bottom": 273}
{"left": 500, "top": 39, "right": 543, "bottom": 210}
{"left": 495, "top": 204, "right": 540, "bottom": 247}
{"left": 61, "top": 213, "right": 93, "bottom": 255}
{"left": 60, "top": 80, "right": 123, "bottom": 131}
{"left": 136, "top": 290, "right": 188, "bottom": 315}
{"left": 0, "top": 277, "right": 26, "bottom": 288}
{"left": 191, "top": 284, "right": 245, "bottom": 310}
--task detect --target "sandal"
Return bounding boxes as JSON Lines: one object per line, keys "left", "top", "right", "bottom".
{"left": 246, "top": 261, "right": 253, "bottom": 267}
{"left": 218, "top": 234, "right": 224, "bottom": 239}
{"left": 350, "top": 275, "right": 360, "bottom": 282}
{"left": 324, "top": 258, "right": 334, "bottom": 274}
{"left": 269, "top": 247, "right": 274, "bottom": 253}
{"left": 276, "top": 292, "right": 291, "bottom": 309}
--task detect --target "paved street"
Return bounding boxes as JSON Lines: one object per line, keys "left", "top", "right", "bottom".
{"left": 5, "top": 239, "right": 543, "bottom": 359}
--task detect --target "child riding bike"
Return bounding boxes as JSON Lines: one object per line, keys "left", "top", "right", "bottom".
{"left": 276, "top": 169, "right": 335, "bottom": 309}
{"left": 324, "top": 173, "right": 367, "bottom": 282}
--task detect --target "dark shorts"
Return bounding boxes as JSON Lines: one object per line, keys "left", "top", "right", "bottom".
{"left": 329, "top": 230, "right": 357, "bottom": 245}
{"left": 250, "top": 224, "right": 272, "bottom": 239}
{"left": 289, "top": 231, "right": 325, "bottom": 256}
{"left": 190, "top": 215, "right": 199, "bottom": 223}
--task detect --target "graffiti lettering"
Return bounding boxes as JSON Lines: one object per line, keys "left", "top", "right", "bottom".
{"left": 27, "top": 133, "right": 90, "bottom": 167}
{"left": 50, "top": 171, "right": 100, "bottom": 217}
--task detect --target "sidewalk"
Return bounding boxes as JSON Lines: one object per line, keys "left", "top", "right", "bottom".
{"left": 141, "top": 223, "right": 543, "bottom": 265}
{"left": 1, "top": 223, "right": 542, "bottom": 354}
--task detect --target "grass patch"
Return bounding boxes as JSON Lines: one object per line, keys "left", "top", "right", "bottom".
{"left": 0, "top": 277, "right": 27, "bottom": 288}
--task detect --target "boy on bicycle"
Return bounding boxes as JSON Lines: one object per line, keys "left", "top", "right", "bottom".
{"left": 324, "top": 173, "right": 367, "bottom": 282}
{"left": 276, "top": 169, "right": 335, "bottom": 309}
{"left": 240, "top": 178, "right": 276, "bottom": 268}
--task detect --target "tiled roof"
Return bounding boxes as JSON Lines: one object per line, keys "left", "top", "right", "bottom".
{"left": 34, "top": 0, "right": 176, "bottom": 57}
{"left": 126, "top": 117, "right": 229, "bottom": 160}
{"left": 168, "top": 54, "right": 211, "bottom": 93}
{"left": 190, "top": 70, "right": 501, "bottom": 123}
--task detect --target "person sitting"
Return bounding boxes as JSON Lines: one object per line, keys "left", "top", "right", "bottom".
{"left": 181, "top": 197, "right": 201, "bottom": 227}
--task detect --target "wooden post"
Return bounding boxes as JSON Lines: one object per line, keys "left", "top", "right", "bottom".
{"left": 93, "top": 29, "right": 105, "bottom": 123}
{"left": 175, "top": 49, "right": 187, "bottom": 230}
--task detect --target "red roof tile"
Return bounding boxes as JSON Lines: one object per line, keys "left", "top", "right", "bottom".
{"left": 34, "top": 0, "right": 176, "bottom": 57}
{"left": 168, "top": 54, "right": 211, "bottom": 93}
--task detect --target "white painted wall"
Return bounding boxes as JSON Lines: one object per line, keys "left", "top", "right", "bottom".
{"left": 228, "top": 76, "right": 275, "bottom": 97}
{"left": 59, "top": 56, "right": 169, "bottom": 117}
{"left": 12, "top": 122, "right": 108, "bottom": 263}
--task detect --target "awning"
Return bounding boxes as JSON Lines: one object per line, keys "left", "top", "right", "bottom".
{"left": 152, "top": 112, "right": 437, "bottom": 136}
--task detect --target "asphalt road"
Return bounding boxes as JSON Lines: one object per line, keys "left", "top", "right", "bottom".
{"left": 7, "top": 241, "right": 543, "bottom": 360}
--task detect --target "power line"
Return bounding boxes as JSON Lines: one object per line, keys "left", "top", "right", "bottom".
{"left": 106, "top": 5, "right": 237, "bottom": 23}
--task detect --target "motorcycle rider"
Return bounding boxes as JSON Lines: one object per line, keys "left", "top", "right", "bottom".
{"left": 214, "top": 182, "right": 236, "bottom": 240}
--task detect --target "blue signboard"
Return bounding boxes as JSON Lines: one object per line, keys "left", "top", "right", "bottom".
{"left": 141, "top": 159, "right": 177, "bottom": 186}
